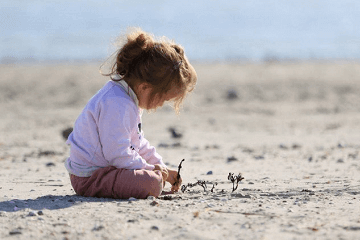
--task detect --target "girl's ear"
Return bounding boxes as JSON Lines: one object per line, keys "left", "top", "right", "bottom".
{"left": 139, "top": 82, "right": 152, "bottom": 91}
{"left": 136, "top": 82, "right": 152, "bottom": 96}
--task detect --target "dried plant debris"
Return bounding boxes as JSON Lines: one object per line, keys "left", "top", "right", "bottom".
{"left": 181, "top": 180, "right": 208, "bottom": 193}
{"left": 228, "top": 173, "right": 244, "bottom": 192}
{"left": 211, "top": 182, "right": 218, "bottom": 193}
{"left": 173, "top": 159, "right": 185, "bottom": 187}
{"left": 178, "top": 161, "right": 244, "bottom": 194}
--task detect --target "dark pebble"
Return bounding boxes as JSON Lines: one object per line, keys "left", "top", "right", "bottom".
{"left": 28, "top": 211, "right": 36, "bottom": 217}
{"left": 227, "top": 156, "right": 238, "bottom": 162}
{"left": 158, "top": 143, "right": 169, "bottom": 148}
{"left": 292, "top": 144, "right": 302, "bottom": 149}
{"left": 162, "top": 195, "right": 172, "bottom": 200}
{"left": 92, "top": 225, "right": 104, "bottom": 231}
{"left": 38, "top": 150, "right": 56, "bottom": 157}
{"left": 37, "top": 211, "right": 44, "bottom": 215}
{"left": 150, "top": 201, "right": 159, "bottom": 206}
{"left": 337, "top": 142, "right": 346, "bottom": 148}
{"left": 279, "top": 144, "right": 288, "bottom": 150}
{"left": 9, "top": 229, "right": 22, "bottom": 235}
{"left": 226, "top": 89, "right": 238, "bottom": 100}
{"left": 253, "top": 155, "right": 264, "bottom": 160}
{"left": 46, "top": 162, "right": 56, "bottom": 167}
{"left": 62, "top": 127, "right": 73, "bottom": 140}
{"left": 206, "top": 171, "right": 213, "bottom": 175}
{"left": 168, "top": 127, "right": 183, "bottom": 138}
{"left": 337, "top": 159, "right": 344, "bottom": 163}
{"left": 151, "top": 226, "right": 159, "bottom": 231}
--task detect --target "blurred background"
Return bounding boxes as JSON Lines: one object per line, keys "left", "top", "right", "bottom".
{"left": 1, "top": 0, "right": 360, "bottom": 64}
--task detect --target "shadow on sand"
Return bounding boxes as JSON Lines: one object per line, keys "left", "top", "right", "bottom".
{"left": 0, "top": 195, "right": 126, "bottom": 212}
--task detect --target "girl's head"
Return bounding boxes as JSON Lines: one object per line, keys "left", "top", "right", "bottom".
{"left": 103, "top": 28, "right": 197, "bottom": 113}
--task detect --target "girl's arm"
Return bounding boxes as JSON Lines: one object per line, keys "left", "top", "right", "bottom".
{"left": 138, "top": 137, "right": 167, "bottom": 168}
{"left": 98, "top": 97, "right": 155, "bottom": 170}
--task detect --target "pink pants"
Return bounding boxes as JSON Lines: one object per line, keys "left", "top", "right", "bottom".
{"left": 70, "top": 166, "right": 163, "bottom": 199}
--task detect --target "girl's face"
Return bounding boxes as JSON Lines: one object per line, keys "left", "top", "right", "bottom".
{"left": 136, "top": 83, "right": 179, "bottom": 110}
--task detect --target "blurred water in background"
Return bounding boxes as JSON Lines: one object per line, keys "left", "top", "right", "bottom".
{"left": 1, "top": 0, "right": 360, "bottom": 63}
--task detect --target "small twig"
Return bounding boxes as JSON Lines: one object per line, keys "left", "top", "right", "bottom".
{"left": 174, "top": 159, "right": 185, "bottom": 187}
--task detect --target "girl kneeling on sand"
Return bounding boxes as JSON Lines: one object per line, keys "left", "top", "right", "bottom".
{"left": 65, "top": 28, "right": 197, "bottom": 199}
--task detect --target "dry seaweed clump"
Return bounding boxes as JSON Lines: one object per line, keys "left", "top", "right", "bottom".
{"left": 228, "top": 172, "right": 244, "bottom": 192}
{"left": 181, "top": 180, "right": 209, "bottom": 193}
{"left": 176, "top": 159, "right": 244, "bottom": 193}
{"left": 180, "top": 173, "right": 243, "bottom": 193}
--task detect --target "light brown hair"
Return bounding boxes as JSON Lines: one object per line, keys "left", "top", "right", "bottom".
{"left": 101, "top": 28, "right": 197, "bottom": 113}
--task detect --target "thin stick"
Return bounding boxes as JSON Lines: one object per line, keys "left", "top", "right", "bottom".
{"left": 174, "top": 159, "right": 185, "bottom": 186}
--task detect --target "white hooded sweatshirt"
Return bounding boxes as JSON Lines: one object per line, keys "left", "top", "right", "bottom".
{"left": 65, "top": 80, "right": 166, "bottom": 177}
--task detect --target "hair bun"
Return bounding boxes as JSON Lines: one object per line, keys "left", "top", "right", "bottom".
{"left": 135, "top": 33, "right": 148, "bottom": 49}
{"left": 172, "top": 45, "right": 184, "bottom": 56}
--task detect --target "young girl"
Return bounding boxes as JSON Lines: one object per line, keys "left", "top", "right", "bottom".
{"left": 65, "top": 28, "right": 197, "bottom": 199}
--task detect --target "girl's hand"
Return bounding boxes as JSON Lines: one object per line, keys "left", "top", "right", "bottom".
{"left": 153, "top": 164, "right": 169, "bottom": 185}
{"left": 166, "top": 168, "right": 182, "bottom": 192}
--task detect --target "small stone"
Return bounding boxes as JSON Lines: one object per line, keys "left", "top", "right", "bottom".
{"left": 162, "top": 195, "right": 172, "bottom": 200}
{"left": 279, "top": 144, "right": 288, "bottom": 150}
{"left": 62, "top": 127, "right": 73, "bottom": 140}
{"left": 92, "top": 225, "right": 104, "bottom": 231}
{"left": 337, "top": 159, "right": 344, "bottom": 163}
{"left": 147, "top": 196, "right": 156, "bottom": 201}
{"left": 37, "top": 211, "right": 44, "bottom": 215}
{"left": 168, "top": 127, "right": 183, "bottom": 138}
{"left": 158, "top": 143, "right": 169, "bottom": 148}
{"left": 9, "top": 229, "right": 22, "bottom": 235}
{"left": 253, "top": 155, "right": 264, "bottom": 160}
{"left": 226, "top": 89, "right": 238, "bottom": 100}
{"left": 206, "top": 171, "right": 213, "bottom": 175}
{"left": 227, "top": 156, "right": 238, "bottom": 162}
{"left": 151, "top": 226, "right": 159, "bottom": 231}
{"left": 337, "top": 142, "right": 346, "bottom": 148}
{"left": 46, "top": 162, "right": 56, "bottom": 167}
{"left": 248, "top": 182, "right": 254, "bottom": 185}
{"left": 150, "top": 201, "right": 159, "bottom": 206}
{"left": 28, "top": 211, "right": 37, "bottom": 217}
{"left": 292, "top": 144, "right": 302, "bottom": 149}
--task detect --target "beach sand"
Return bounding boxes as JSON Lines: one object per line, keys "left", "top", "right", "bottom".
{"left": 0, "top": 62, "right": 359, "bottom": 239}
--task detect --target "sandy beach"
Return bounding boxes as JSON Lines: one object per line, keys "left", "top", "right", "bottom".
{"left": 0, "top": 62, "right": 359, "bottom": 239}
